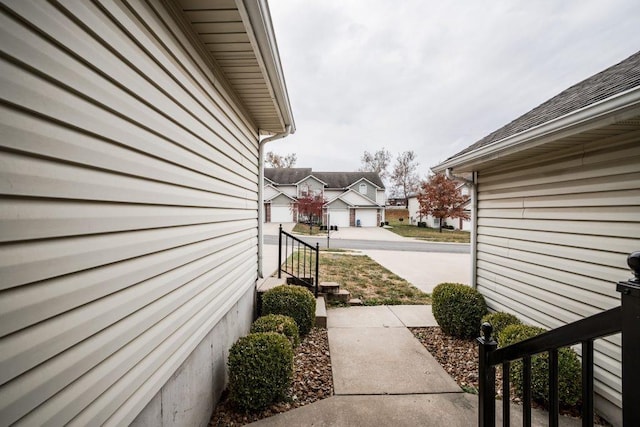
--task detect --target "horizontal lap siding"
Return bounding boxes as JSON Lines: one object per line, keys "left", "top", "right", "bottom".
{"left": 0, "top": 1, "right": 259, "bottom": 425}
{"left": 476, "top": 138, "right": 640, "bottom": 411}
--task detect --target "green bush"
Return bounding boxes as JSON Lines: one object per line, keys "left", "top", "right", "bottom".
{"left": 228, "top": 332, "right": 294, "bottom": 411}
{"left": 432, "top": 282, "right": 487, "bottom": 339}
{"left": 251, "top": 314, "right": 300, "bottom": 347}
{"left": 262, "top": 285, "right": 316, "bottom": 336}
{"left": 499, "top": 324, "right": 582, "bottom": 407}
{"left": 482, "top": 311, "right": 522, "bottom": 344}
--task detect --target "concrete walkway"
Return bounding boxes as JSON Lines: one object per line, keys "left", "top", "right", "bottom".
{"left": 250, "top": 305, "right": 583, "bottom": 427}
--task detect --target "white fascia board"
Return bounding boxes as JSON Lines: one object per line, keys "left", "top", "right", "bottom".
{"left": 238, "top": 0, "right": 296, "bottom": 133}
{"left": 294, "top": 175, "right": 328, "bottom": 186}
{"left": 348, "top": 177, "right": 383, "bottom": 190}
{"left": 340, "top": 189, "right": 381, "bottom": 206}
{"left": 324, "top": 196, "right": 353, "bottom": 208}
{"left": 265, "top": 190, "right": 296, "bottom": 202}
{"left": 433, "top": 86, "right": 640, "bottom": 173}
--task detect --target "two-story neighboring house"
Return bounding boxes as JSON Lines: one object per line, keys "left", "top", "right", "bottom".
{"left": 264, "top": 168, "right": 386, "bottom": 227}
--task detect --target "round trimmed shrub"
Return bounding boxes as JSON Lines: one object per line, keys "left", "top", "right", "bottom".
{"left": 228, "top": 332, "right": 294, "bottom": 411}
{"left": 482, "top": 312, "right": 521, "bottom": 344}
{"left": 251, "top": 314, "right": 300, "bottom": 347}
{"left": 432, "top": 282, "right": 487, "bottom": 339}
{"left": 261, "top": 285, "right": 316, "bottom": 336}
{"left": 499, "top": 324, "right": 582, "bottom": 407}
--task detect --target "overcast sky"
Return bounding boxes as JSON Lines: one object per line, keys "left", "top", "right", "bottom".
{"left": 265, "top": 0, "right": 640, "bottom": 178}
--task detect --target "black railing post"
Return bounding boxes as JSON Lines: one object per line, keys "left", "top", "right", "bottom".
{"left": 478, "top": 322, "right": 497, "bottom": 427}
{"left": 616, "top": 251, "right": 640, "bottom": 427}
{"left": 314, "top": 242, "right": 319, "bottom": 297}
{"left": 277, "top": 224, "right": 282, "bottom": 279}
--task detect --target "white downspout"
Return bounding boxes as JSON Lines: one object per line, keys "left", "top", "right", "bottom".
{"left": 257, "top": 125, "right": 292, "bottom": 278}
{"left": 444, "top": 168, "right": 477, "bottom": 289}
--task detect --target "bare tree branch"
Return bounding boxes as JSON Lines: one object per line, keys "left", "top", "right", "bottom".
{"left": 265, "top": 151, "right": 297, "bottom": 168}
{"left": 390, "top": 150, "right": 419, "bottom": 206}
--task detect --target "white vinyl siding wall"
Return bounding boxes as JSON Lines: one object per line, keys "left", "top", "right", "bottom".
{"left": 0, "top": 1, "right": 259, "bottom": 425}
{"left": 475, "top": 137, "right": 640, "bottom": 413}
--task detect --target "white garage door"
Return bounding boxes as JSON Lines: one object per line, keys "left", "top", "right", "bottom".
{"left": 355, "top": 209, "right": 378, "bottom": 227}
{"left": 328, "top": 209, "right": 350, "bottom": 227}
{"left": 271, "top": 205, "right": 293, "bottom": 223}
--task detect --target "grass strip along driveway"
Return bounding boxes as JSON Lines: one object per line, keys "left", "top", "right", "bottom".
{"left": 319, "top": 251, "right": 431, "bottom": 306}
{"left": 387, "top": 224, "right": 470, "bottom": 243}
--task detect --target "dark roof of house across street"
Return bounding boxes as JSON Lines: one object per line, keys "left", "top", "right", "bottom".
{"left": 445, "top": 50, "right": 640, "bottom": 161}
{"left": 264, "top": 168, "right": 312, "bottom": 184}
{"left": 264, "top": 168, "right": 385, "bottom": 189}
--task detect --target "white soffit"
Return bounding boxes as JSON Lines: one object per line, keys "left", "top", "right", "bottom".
{"left": 177, "top": 0, "right": 294, "bottom": 133}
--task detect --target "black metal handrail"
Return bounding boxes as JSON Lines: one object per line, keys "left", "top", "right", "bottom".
{"left": 478, "top": 251, "right": 640, "bottom": 427}
{"left": 277, "top": 224, "right": 319, "bottom": 297}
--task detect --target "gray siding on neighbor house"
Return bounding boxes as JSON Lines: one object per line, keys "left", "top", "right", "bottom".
{"left": 348, "top": 179, "right": 377, "bottom": 202}
{"left": 475, "top": 137, "right": 640, "bottom": 413}
{"left": 0, "top": 1, "right": 259, "bottom": 425}
{"left": 298, "top": 176, "right": 325, "bottom": 196}
{"left": 271, "top": 193, "right": 294, "bottom": 206}
{"left": 327, "top": 198, "right": 350, "bottom": 210}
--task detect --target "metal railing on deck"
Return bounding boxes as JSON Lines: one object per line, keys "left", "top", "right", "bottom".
{"left": 278, "top": 224, "right": 319, "bottom": 297}
{"left": 478, "top": 251, "right": 640, "bottom": 427}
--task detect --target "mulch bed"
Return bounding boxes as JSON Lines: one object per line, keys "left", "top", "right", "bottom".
{"left": 411, "top": 326, "right": 502, "bottom": 394}
{"left": 411, "top": 326, "right": 611, "bottom": 426}
{"left": 209, "top": 328, "right": 333, "bottom": 426}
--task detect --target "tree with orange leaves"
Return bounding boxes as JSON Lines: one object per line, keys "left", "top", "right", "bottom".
{"left": 296, "top": 193, "right": 326, "bottom": 233}
{"left": 417, "top": 173, "right": 469, "bottom": 232}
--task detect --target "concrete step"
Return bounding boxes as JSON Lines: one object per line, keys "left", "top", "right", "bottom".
{"left": 315, "top": 296, "right": 327, "bottom": 328}
{"left": 327, "top": 289, "right": 350, "bottom": 303}
{"left": 257, "top": 276, "right": 288, "bottom": 294}
{"left": 319, "top": 281, "right": 340, "bottom": 294}
{"left": 348, "top": 298, "right": 363, "bottom": 306}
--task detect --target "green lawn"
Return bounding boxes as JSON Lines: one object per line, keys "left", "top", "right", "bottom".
{"left": 318, "top": 252, "right": 431, "bottom": 306}
{"left": 292, "top": 223, "right": 326, "bottom": 235}
{"left": 387, "top": 224, "right": 470, "bottom": 243}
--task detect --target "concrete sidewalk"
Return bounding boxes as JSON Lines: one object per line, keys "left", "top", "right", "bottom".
{"left": 249, "top": 306, "right": 583, "bottom": 427}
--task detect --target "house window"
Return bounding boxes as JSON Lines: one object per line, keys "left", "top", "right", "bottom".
{"left": 359, "top": 183, "right": 367, "bottom": 194}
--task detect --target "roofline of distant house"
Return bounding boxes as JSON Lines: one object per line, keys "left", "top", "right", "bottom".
{"left": 239, "top": 0, "right": 296, "bottom": 134}
{"left": 433, "top": 85, "right": 640, "bottom": 173}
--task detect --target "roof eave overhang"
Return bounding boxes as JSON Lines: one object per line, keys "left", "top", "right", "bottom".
{"left": 294, "top": 175, "right": 328, "bottom": 186}
{"left": 349, "top": 177, "right": 383, "bottom": 190}
{"left": 433, "top": 86, "right": 640, "bottom": 174}
{"left": 238, "top": 0, "right": 295, "bottom": 134}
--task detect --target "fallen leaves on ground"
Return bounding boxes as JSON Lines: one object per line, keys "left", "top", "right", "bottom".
{"left": 411, "top": 326, "right": 501, "bottom": 394}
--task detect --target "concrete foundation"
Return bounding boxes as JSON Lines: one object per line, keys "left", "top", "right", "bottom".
{"left": 131, "top": 285, "right": 255, "bottom": 426}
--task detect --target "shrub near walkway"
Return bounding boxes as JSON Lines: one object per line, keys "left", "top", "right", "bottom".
{"left": 319, "top": 251, "right": 431, "bottom": 306}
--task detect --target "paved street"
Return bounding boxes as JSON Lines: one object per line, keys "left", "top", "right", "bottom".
{"left": 264, "top": 234, "right": 469, "bottom": 254}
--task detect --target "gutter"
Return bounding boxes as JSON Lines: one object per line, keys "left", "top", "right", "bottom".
{"left": 257, "top": 125, "right": 292, "bottom": 278}
{"left": 433, "top": 85, "right": 640, "bottom": 173}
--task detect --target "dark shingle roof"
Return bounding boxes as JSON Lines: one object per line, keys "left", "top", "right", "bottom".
{"left": 314, "top": 172, "right": 385, "bottom": 189}
{"left": 264, "top": 168, "right": 385, "bottom": 189}
{"left": 447, "top": 50, "right": 640, "bottom": 160}
{"left": 264, "top": 168, "right": 312, "bottom": 184}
